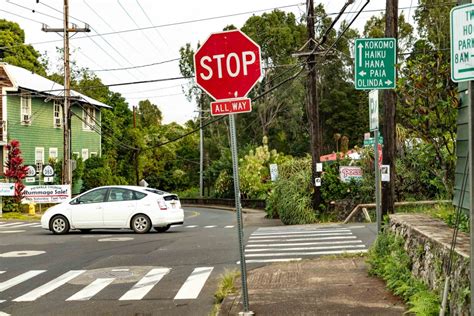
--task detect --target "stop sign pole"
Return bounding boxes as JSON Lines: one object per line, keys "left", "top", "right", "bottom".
{"left": 194, "top": 29, "right": 261, "bottom": 315}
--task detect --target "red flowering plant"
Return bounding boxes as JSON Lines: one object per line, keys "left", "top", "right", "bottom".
{"left": 5, "top": 140, "right": 28, "bottom": 203}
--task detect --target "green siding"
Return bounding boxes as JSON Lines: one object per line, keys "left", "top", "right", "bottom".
{"left": 453, "top": 81, "right": 469, "bottom": 210}
{"left": 6, "top": 93, "right": 101, "bottom": 166}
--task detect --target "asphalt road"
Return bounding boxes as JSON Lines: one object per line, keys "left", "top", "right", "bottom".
{"left": 0, "top": 207, "right": 249, "bottom": 316}
{"left": 0, "top": 207, "right": 377, "bottom": 316}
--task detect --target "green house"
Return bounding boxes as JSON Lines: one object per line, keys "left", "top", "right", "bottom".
{"left": 0, "top": 63, "right": 111, "bottom": 183}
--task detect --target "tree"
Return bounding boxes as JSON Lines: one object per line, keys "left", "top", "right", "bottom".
{"left": 0, "top": 20, "right": 47, "bottom": 75}
{"left": 137, "top": 99, "right": 162, "bottom": 128}
{"left": 5, "top": 140, "right": 28, "bottom": 203}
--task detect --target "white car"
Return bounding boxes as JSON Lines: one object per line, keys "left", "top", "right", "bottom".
{"left": 41, "top": 185, "right": 184, "bottom": 234}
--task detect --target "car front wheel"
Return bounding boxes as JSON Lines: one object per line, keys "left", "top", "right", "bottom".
{"left": 50, "top": 215, "right": 70, "bottom": 235}
{"left": 131, "top": 214, "right": 151, "bottom": 234}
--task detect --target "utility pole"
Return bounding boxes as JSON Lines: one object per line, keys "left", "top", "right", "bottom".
{"left": 382, "top": 0, "right": 398, "bottom": 215}
{"left": 306, "top": 0, "right": 322, "bottom": 210}
{"left": 42, "top": 0, "right": 90, "bottom": 185}
{"left": 133, "top": 106, "right": 139, "bottom": 185}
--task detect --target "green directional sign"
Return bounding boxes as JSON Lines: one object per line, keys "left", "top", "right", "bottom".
{"left": 363, "top": 136, "right": 383, "bottom": 146}
{"left": 355, "top": 38, "right": 396, "bottom": 90}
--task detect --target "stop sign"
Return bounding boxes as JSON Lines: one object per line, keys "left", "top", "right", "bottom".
{"left": 194, "top": 30, "right": 262, "bottom": 100}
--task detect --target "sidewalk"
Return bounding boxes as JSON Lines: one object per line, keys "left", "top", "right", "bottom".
{"left": 219, "top": 257, "right": 406, "bottom": 315}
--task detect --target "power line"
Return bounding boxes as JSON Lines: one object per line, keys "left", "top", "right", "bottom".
{"left": 134, "top": 0, "right": 170, "bottom": 52}
{"left": 90, "top": 58, "right": 180, "bottom": 72}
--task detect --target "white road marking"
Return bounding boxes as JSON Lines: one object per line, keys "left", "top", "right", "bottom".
{"left": 0, "top": 230, "right": 26, "bottom": 234}
{"left": 97, "top": 237, "right": 134, "bottom": 242}
{"left": 251, "top": 229, "right": 350, "bottom": 236}
{"left": 246, "top": 240, "right": 364, "bottom": 247}
{"left": 249, "top": 232, "right": 352, "bottom": 239}
{"left": 0, "top": 222, "right": 22, "bottom": 227}
{"left": 247, "top": 236, "right": 358, "bottom": 243}
{"left": 119, "top": 268, "right": 170, "bottom": 301}
{"left": 238, "top": 258, "right": 302, "bottom": 264}
{"left": 224, "top": 225, "right": 234, "bottom": 228}
{"left": 6, "top": 223, "right": 37, "bottom": 228}
{"left": 204, "top": 225, "right": 216, "bottom": 228}
{"left": 14, "top": 270, "right": 86, "bottom": 302}
{"left": 171, "top": 224, "right": 182, "bottom": 227}
{"left": 245, "top": 244, "right": 366, "bottom": 252}
{"left": 66, "top": 278, "right": 115, "bottom": 301}
{"left": 0, "top": 272, "right": 4, "bottom": 275}
{"left": 0, "top": 251, "right": 45, "bottom": 258}
{"left": 174, "top": 267, "right": 213, "bottom": 300}
{"left": 185, "top": 225, "right": 197, "bottom": 228}
{"left": 0, "top": 311, "right": 10, "bottom": 316}
{"left": 347, "top": 225, "right": 366, "bottom": 229}
{"left": 245, "top": 249, "right": 368, "bottom": 258}
{"left": 30, "top": 224, "right": 43, "bottom": 228}
{"left": 0, "top": 270, "right": 46, "bottom": 292}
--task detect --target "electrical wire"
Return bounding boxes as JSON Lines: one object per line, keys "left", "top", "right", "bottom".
{"left": 134, "top": 0, "right": 170, "bottom": 51}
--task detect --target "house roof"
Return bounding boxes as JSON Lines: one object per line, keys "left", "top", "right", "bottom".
{"left": 2, "top": 63, "right": 111, "bottom": 109}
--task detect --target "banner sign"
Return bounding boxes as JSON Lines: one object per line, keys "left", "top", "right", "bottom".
{"left": 339, "top": 166, "right": 363, "bottom": 183}
{"left": 0, "top": 183, "right": 15, "bottom": 196}
{"left": 22, "top": 185, "right": 71, "bottom": 204}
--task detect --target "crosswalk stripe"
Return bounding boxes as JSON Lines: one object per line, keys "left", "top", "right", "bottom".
{"left": 185, "top": 225, "right": 197, "bottom": 228}
{"left": 0, "top": 222, "right": 22, "bottom": 227}
{"left": 245, "top": 244, "right": 366, "bottom": 253}
{"left": 174, "top": 267, "right": 213, "bottom": 300}
{"left": 250, "top": 232, "right": 352, "bottom": 239}
{"left": 246, "top": 240, "right": 364, "bottom": 248}
{"left": 204, "top": 225, "right": 216, "bottom": 228}
{"left": 119, "top": 268, "right": 170, "bottom": 301}
{"left": 66, "top": 278, "right": 115, "bottom": 301}
{"left": 0, "top": 231, "right": 25, "bottom": 234}
{"left": 0, "top": 270, "right": 46, "bottom": 292}
{"left": 224, "top": 225, "right": 234, "bottom": 228}
{"left": 248, "top": 236, "right": 357, "bottom": 243}
{"left": 251, "top": 229, "right": 350, "bottom": 236}
{"left": 13, "top": 270, "right": 86, "bottom": 302}
{"left": 238, "top": 258, "right": 302, "bottom": 264}
{"left": 5, "top": 223, "right": 37, "bottom": 228}
{"left": 0, "top": 311, "right": 10, "bottom": 316}
{"left": 245, "top": 249, "right": 368, "bottom": 258}
{"left": 0, "top": 272, "right": 4, "bottom": 275}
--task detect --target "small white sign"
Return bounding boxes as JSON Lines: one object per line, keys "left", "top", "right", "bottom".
{"left": 315, "top": 177, "right": 321, "bottom": 187}
{"left": 25, "top": 177, "right": 35, "bottom": 183}
{"left": 43, "top": 177, "right": 54, "bottom": 183}
{"left": 339, "top": 166, "right": 363, "bottom": 183}
{"left": 381, "top": 165, "right": 390, "bottom": 182}
{"left": 26, "top": 166, "right": 36, "bottom": 177}
{"left": 0, "top": 183, "right": 15, "bottom": 196}
{"left": 316, "top": 163, "right": 323, "bottom": 173}
{"left": 369, "top": 90, "right": 379, "bottom": 131}
{"left": 269, "top": 164, "right": 279, "bottom": 182}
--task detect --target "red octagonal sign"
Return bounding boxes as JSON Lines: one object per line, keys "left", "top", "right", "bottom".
{"left": 194, "top": 30, "right": 262, "bottom": 101}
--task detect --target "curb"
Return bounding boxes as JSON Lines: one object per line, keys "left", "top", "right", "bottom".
{"left": 181, "top": 204, "right": 265, "bottom": 214}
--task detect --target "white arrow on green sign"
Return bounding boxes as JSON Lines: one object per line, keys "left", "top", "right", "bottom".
{"left": 354, "top": 38, "right": 396, "bottom": 90}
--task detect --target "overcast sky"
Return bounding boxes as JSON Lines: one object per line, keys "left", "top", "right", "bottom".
{"left": 1, "top": 0, "right": 416, "bottom": 124}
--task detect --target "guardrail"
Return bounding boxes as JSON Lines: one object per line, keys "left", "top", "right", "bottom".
{"left": 180, "top": 198, "right": 266, "bottom": 210}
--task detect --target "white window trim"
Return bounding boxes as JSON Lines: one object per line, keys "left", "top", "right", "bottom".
{"left": 21, "top": 95, "right": 32, "bottom": 125}
{"left": 90, "top": 152, "right": 98, "bottom": 157}
{"left": 35, "top": 147, "right": 44, "bottom": 164}
{"left": 82, "top": 106, "right": 96, "bottom": 131}
{"left": 49, "top": 147, "right": 58, "bottom": 160}
{"left": 81, "top": 148, "right": 89, "bottom": 161}
{"left": 53, "top": 101, "right": 62, "bottom": 128}
{"left": 72, "top": 152, "right": 80, "bottom": 159}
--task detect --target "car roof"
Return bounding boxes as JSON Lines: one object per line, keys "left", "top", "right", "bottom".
{"left": 93, "top": 185, "right": 172, "bottom": 195}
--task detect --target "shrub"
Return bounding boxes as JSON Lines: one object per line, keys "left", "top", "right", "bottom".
{"left": 367, "top": 231, "right": 440, "bottom": 315}
{"left": 266, "top": 157, "right": 316, "bottom": 224}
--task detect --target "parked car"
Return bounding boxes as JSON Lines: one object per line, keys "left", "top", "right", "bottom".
{"left": 41, "top": 185, "right": 184, "bottom": 234}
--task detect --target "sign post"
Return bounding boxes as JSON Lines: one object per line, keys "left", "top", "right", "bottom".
{"left": 355, "top": 38, "right": 396, "bottom": 90}
{"left": 369, "top": 90, "right": 382, "bottom": 233}
{"left": 451, "top": 3, "right": 474, "bottom": 313}
{"left": 194, "top": 29, "right": 261, "bottom": 315}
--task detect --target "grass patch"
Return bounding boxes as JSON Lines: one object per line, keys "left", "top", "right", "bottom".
{"left": 0, "top": 212, "right": 41, "bottom": 220}
{"left": 367, "top": 231, "right": 440, "bottom": 315}
{"left": 209, "top": 269, "right": 240, "bottom": 316}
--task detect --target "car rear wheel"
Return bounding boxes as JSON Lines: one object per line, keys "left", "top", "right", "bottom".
{"left": 155, "top": 225, "right": 170, "bottom": 233}
{"left": 131, "top": 214, "right": 151, "bottom": 234}
{"left": 50, "top": 215, "right": 70, "bottom": 235}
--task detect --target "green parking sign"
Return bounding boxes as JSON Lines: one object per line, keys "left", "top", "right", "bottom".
{"left": 354, "top": 38, "right": 396, "bottom": 90}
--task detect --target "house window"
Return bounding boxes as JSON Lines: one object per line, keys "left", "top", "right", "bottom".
{"left": 53, "top": 101, "right": 62, "bottom": 128}
{"left": 90, "top": 152, "right": 98, "bottom": 158}
{"left": 35, "top": 147, "right": 44, "bottom": 173}
{"left": 73, "top": 152, "right": 80, "bottom": 160}
{"left": 49, "top": 147, "right": 58, "bottom": 160}
{"left": 82, "top": 106, "right": 96, "bottom": 130}
{"left": 21, "top": 95, "right": 32, "bottom": 125}
{"left": 81, "top": 148, "right": 89, "bottom": 161}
